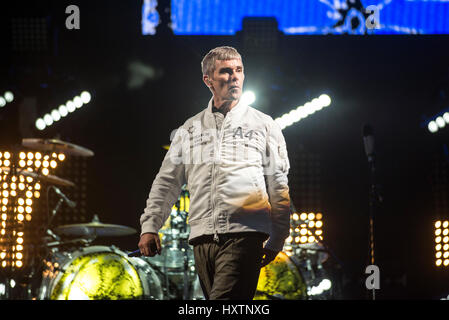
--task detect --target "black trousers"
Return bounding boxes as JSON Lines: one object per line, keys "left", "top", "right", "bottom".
{"left": 192, "top": 232, "right": 268, "bottom": 300}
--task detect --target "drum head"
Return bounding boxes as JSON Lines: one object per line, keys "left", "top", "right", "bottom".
{"left": 254, "top": 251, "right": 307, "bottom": 300}
{"left": 45, "top": 246, "right": 161, "bottom": 300}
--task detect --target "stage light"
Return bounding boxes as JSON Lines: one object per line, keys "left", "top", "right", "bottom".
{"left": 435, "top": 220, "right": 449, "bottom": 267}
{"left": 308, "top": 278, "right": 332, "bottom": 296}
{"left": 51, "top": 110, "right": 61, "bottom": 122}
{"left": 0, "top": 97, "right": 6, "bottom": 108}
{"left": 73, "top": 96, "right": 83, "bottom": 109}
{"left": 4, "top": 91, "right": 14, "bottom": 103}
{"left": 80, "top": 91, "right": 91, "bottom": 104}
{"left": 286, "top": 211, "right": 325, "bottom": 256}
{"left": 275, "top": 94, "right": 332, "bottom": 130}
{"left": 320, "top": 279, "right": 332, "bottom": 291}
{"left": 319, "top": 94, "right": 331, "bottom": 107}
{"left": 436, "top": 117, "right": 446, "bottom": 128}
{"left": 58, "top": 105, "right": 68, "bottom": 117}
{"left": 43, "top": 114, "right": 53, "bottom": 126}
{"left": 428, "top": 121, "right": 438, "bottom": 133}
{"left": 0, "top": 149, "right": 61, "bottom": 271}
{"left": 66, "top": 100, "right": 76, "bottom": 113}
{"left": 444, "top": 112, "right": 449, "bottom": 123}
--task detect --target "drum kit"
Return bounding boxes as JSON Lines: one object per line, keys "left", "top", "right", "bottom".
{"left": 0, "top": 138, "right": 336, "bottom": 300}
{"left": 0, "top": 139, "right": 206, "bottom": 300}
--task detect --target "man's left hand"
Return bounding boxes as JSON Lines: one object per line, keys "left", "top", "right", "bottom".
{"left": 260, "top": 248, "right": 278, "bottom": 268}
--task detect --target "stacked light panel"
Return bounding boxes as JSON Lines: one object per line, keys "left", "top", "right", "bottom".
{"left": 435, "top": 220, "right": 449, "bottom": 267}
{"left": 0, "top": 151, "right": 64, "bottom": 272}
{"left": 284, "top": 212, "right": 324, "bottom": 256}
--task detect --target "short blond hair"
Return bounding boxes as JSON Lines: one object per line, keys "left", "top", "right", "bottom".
{"left": 201, "top": 46, "right": 242, "bottom": 77}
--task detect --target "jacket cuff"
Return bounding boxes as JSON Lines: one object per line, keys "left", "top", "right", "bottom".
{"left": 140, "top": 216, "right": 162, "bottom": 236}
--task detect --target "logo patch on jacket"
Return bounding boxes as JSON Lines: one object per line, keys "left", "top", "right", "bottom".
{"left": 233, "top": 126, "right": 255, "bottom": 140}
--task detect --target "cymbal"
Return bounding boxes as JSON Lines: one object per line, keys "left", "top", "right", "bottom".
{"left": 0, "top": 167, "right": 75, "bottom": 187}
{"left": 22, "top": 138, "right": 94, "bottom": 157}
{"left": 54, "top": 216, "right": 137, "bottom": 237}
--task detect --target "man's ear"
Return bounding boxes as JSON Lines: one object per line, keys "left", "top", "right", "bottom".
{"left": 203, "top": 75, "right": 212, "bottom": 87}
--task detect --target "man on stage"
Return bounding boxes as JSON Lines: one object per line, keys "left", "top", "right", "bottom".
{"left": 138, "top": 46, "right": 291, "bottom": 300}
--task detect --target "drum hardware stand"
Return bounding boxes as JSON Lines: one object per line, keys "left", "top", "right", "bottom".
{"left": 182, "top": 248, "right": 190, "bottom": 300}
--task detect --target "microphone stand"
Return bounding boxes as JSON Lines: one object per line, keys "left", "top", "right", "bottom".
{"left": 367, "top": 156, "right": 383, "bottom": 301}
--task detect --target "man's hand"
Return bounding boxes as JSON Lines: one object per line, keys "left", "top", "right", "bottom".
{"left": 260, "top": 248, "right": 278, "bottom": 268}
{"left": 138, "top": 233, "right": 162, "bottom": 257}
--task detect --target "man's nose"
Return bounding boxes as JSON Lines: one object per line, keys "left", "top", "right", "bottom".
{"left": 230, "top": 71, "right": 239, "bottom": 82}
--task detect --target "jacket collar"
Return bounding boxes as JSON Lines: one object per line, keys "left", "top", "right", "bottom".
{"left": 205, "top": 97, "right": 248, "bottom": 117}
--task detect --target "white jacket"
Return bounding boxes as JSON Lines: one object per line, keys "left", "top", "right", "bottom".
{"left": 140, "top": 98, "right": 291, "bottom": 252}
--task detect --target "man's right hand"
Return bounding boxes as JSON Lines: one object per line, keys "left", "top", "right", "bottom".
{"left": 138, "top": 233, "right": 162, "bottom": 257}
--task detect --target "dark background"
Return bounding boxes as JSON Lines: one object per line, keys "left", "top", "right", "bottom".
{"left": 1, "top": 0, "right": 449, "bottom": 299}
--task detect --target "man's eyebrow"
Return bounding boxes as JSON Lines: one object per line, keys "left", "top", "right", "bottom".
{"left": 218, "top": 66, "right": 244, "bottom": 72}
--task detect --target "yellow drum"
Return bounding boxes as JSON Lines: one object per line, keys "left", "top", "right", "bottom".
{"left": 37, "top": 246, "right": 163, "bottom": 300}
{"left": 254, "top": 251, "right": 307, "bottom": 300}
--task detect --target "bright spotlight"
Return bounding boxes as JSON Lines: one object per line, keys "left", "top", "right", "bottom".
{"left": 43, "top": 114, "right": 53, "bottom": 126}
{"left": 51, "top": 110, "right": 61, "bottom": 122}
{"left": 311, "top": 98, "right": 321, "bottom": 111}
{"left": 289, "top": 109, "right": 301, "bottom": 122}
{"left": 319, "top": 94, "right": 331, "bottom": 107}
{"left": 80, "top": 91, "right": 91, "bottom": 104}
{"left": 274, "top": 94, "right": 331, "bottom": 130}
{"left": 436, "top": 116, "right": 446, "bottom": 128}
{"left": 66, "top": 100, "right": 76, "bottom": 113}
{"left": 35, "top": 118, "right": 46, "bottom": 131}
{"left": 34, "top": 91, "right": 92, "bottom": 131}
{"left": 428, "top": 121, "right": 438, "bottom": 133}
{"left": 73, "top": 96, "right": 83, "bottom": 109}
{"left": 58, "top": 105, "right": 68, "bottom": 117}
{"left": 241, "top": 91, "right": 256, "bottom": 105}
{"left": 443, "top": 112, "right": 449, "bottom": 124}
{"left": 4, "top": 91, "right": 14, "bottom": 103}
{"left": 303, "top": 102, "right": 316, "bottom": 116}
{"left": 320, "top": 279, "right": 332, "bottom": 290}
{"left": 0, "top": 97, "right": 6, "bottom": 108}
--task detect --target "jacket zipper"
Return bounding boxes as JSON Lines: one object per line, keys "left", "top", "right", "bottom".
{"left": 212, "top": 114, "right": 229, "bottom": 243}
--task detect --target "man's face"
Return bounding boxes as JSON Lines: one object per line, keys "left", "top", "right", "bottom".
{"left": 204, "top": 58, "right": 245, "bottom": 103}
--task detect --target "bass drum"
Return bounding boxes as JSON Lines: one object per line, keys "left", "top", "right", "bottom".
{"left": 254, "top": 251, "right": 308, "bottom": 300}
{"left": 37, "top": 245, "right": 163, "bottom": 300}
